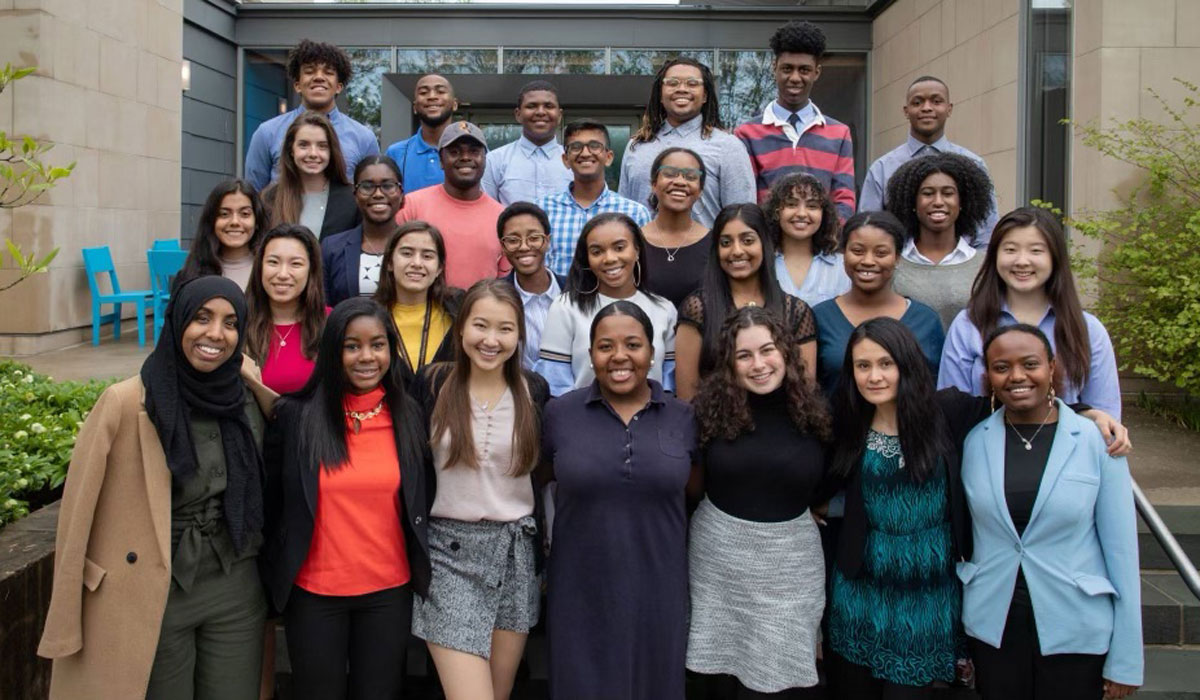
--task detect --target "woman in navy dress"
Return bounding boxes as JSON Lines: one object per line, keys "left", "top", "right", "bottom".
{"left": 541, "top": 300, "right": 698, "bottom": 700}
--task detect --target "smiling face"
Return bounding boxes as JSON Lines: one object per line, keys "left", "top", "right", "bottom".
{"left": 292, "top": 124, "right": 331, "bottom": 177}
{"left": 390, "top": 232, "right": 442, "bottom": 298}
{"left": 996, "top": 225, "right": 1054, "bottom": 295}
{"left": 355, "top": 164, "right": 405, "bottom": 224}
{"left": 500, "top": 213, "right": 549, "bottom": 277}
{"left": 214, "top": 192, "right": 256, "bottom": 258}
{"left": 985, "top": 330, "right": 1056, "bottom": 422}
{"left": 462, "top": 294, "right": 520, "bottom": 374}
{"left": 181, "top": 297, "right": 238, "bottom": 372}
{"left": 586, "top": 221, "right": 640, "bottom": 297}
{"left": 732, "top": 324, "right": 785, "bottom": 394}
{"left": 341, "top": 315, "right": 391, "bottom": 394}
{"left": 660, "top": 64, "right": 707, "bottom": 125}
{"left": 776, "top": 186, "right": 824, "bottom": 244}
{"left": 843, "top": 225, "right": 898, "bottom": 293}
{"left": 261, "top": 237, "right": 311, "bottom": 307}
{"left": 294, "top": 61, "right": 343, "bottom": 111}
{"left": 851, "top": 337, "right": 899, "bottom": 408}
{"left": 413, "top": 74, "right": 457, "bottom": 127}
{"left": 915, "top": 171, "right": 960, "bottom": 236}
{"left": 904, "top": 79, "right": 952, "bottom": 141}
{"left": 515, "top": 89, "right": 562, "bottom": 145}
{"left": 651, "top": 151, "right": 703, "bottom": 214}
{"left": 590, "top": 313, "right": 653, "bottom": 397}
{"left": 562, "top": 128, "right": 613, "bottom": 180}
{"left": 440, "top": 140, "right": 486, "bottom": 191}
{"left": 717, "top": 217, "right": 764, "bottom": 282}
{"left": 773, "top": 51, "right": 821, "bottom": 112}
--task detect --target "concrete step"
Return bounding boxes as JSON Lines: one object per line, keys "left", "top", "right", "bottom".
{"left": 1141, "top": 645, "right": 1200, "bottom": 699}
{"left": 1143, "top": 572, "right": 1200, "bottom": 645}
{"left": 1139, "top": 505, "right": 1200, "bottom": 570}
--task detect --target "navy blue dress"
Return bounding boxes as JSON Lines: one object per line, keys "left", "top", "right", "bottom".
{"left": 542, "top": 380, "right": 696, "bottom": 700}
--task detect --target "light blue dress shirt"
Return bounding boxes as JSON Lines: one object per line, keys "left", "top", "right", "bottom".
{"left": 618, "top": 114, "right": 756, "bottom": 229}
{"left": 773, "top": 251, "right": 851, "bottom": 307}
{"left": 481, "top": 135, "right": 573, "bottom": 205}
{"left": 536, "top": 184, "right": 652, "bottom": 277}
{"left": 859, "top": 134, "right": 998, "bottom": 248}
{"left": 513, "top": 271, "right": 562, "bottom": 370}
{"left": 384, "top": 132, "right": 444, "bottom": 193}
{"left": 937, "top": 304, "right": 1122, "bottom": 418}
{"left": 244, "top": 106, "right": 379, "bottom": 191}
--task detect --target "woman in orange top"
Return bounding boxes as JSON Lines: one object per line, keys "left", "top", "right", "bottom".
{"left": 261, "top": 297, "right": 431, "bottom": 700}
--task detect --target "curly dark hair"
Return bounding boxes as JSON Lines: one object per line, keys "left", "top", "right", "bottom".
{"left": 883, "top": 152, "right": 993, "bottom": 245}
{"left": 286, "top": 39, "right": 353, "bottom": 85}
{"left": 769, "top": 20, "right": 827, "bottom": 60}
{"left": 632, "top": 58, "right": 723, "bottom": 145}
{"left": 694, "top": 306, "right": 830, "bottom": 446}
{"left": 764, "top": 173, "right": 840, "bottom": 255}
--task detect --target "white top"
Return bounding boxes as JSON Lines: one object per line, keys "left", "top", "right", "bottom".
{"left": 219, "top": 254, "right": 253, "bottom": 290}
{"left": 358, "top": 252, "right": 383, "bottom": 296}
{"left": 514, "top": 271, "right": 562, "bottom": 370}
{"left": 901, "top": 236, "right": 977, "bottom": 266}
{"left": 429, "top": 388, "right": 536, "bottom": 522}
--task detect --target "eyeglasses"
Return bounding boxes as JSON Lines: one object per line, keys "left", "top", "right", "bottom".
{"left": 500, "top": 233, "right": 548, "bottom": 251}
{"left": 655, "top": 165, "right": 703, "bottom": 182}
{"left": 566, "top": 140, "right": 609, "bottom": 155}
{"left": 662, "top": 77, "right": 703, "bottom": 89}
{"left": 355, "top": 181, "right": 401, "bottom": 195}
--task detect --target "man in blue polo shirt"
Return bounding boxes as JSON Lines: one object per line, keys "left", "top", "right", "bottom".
{"left": 384, "top": 73, "right": 459, "bottom": 193}
{"left": 244, "top": 39, "right": 379, "bottom": 190}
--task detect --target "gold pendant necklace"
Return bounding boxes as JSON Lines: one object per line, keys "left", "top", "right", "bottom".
{"left": 345, "top": 398, "right": 385, "bottom": 434}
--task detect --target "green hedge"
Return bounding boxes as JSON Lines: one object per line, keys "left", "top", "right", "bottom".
{"left": 0, "top": 361, "right": 114, "bottom": 526}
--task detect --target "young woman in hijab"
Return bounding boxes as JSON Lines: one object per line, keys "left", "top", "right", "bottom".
{"left": 39, "top": 276, "right": 274, "bottom": 700}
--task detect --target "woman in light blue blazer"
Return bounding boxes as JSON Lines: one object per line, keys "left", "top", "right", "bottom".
{"left": 960, "top": 323, "right": 1140, "bottom": 700}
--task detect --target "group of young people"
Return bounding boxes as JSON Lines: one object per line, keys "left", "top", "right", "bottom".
{"left": 38, "top": 18, "right": 1143, "bottom": 700}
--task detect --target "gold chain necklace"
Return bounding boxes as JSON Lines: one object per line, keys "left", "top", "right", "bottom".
{"left": 1005, "top": 404, "right": 1055, "bottom": 451}
{"left": 345, "top": 398, "right": 385, "bottom": 434}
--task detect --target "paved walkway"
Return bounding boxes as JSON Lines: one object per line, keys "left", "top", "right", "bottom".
{"left": 8, "top": 338, "right": 1200, "bottom": 505}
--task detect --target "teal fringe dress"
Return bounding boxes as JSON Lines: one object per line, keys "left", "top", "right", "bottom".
{"left": 828, "top": 430, "right": 959, "bottom": 686}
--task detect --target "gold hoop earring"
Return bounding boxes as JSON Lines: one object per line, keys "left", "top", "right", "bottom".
{"left": 633, "top": 260, "right": 643, "bottom": 288}
{"left": 990, "top": 391, "right": 997, "bottom": 413}
{"left": 576, "top": 270, "right": 600, "bottom": 295}
{"left": 1048, "top": 387, "right": 1057, "bottom": 406}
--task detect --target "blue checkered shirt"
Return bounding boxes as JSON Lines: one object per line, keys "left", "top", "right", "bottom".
{"left": 537, "top": 184, "right": 652, "bottom": 277}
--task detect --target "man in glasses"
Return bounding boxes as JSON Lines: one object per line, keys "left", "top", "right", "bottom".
{"left": 497, "top": 202, "right": 566, "bottom": 369}
{"left": 482, "top": 80, "right": 574, "bottom": 205}
{"left": 537, "top": 119, "right": 651, "bottom": 277}
{"left": 619, "top": 58, "right": 754, "bottom": 228}
{"left": 734, "top": 20, "right": 856, "bottom": 221}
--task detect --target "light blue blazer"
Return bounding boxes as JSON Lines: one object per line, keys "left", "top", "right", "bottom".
{"left": 959, "top": 401, "right": 1142, "bottom": 686}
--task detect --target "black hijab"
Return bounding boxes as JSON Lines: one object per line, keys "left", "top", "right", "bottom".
{"left": 140, "top": 275, "right": 263, "bottom": 553}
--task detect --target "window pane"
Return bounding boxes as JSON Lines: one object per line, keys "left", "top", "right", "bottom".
{"left": 243, "top": 49, "right": 290, "bottom": 165}
{"left": 716, "top": 50, "right": 775, "bottom": 127}
{"left": 343, "top": 48, "right": 390, "bottom": 137}
{"left": 1025, "top": 0, "right": 1072, "bottom": 210}
{"left": 610, "top": 49, "right": 715, "bottom": 75}
{"left": 505, "top": 49, "right": 605, "bottom": 75}
{"left": 395, "top": 48, "right": 499, "bottom": 74}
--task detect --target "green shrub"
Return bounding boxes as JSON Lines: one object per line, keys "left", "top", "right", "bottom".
{"left": 1068, "top": 79, "right": 1200, "bottom": 395}
{"left": 0, "top": 361, "right": 114, "bottom": 526}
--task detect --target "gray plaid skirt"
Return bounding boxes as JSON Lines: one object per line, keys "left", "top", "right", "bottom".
{"left": 411, "top": 515, "right": 540, "bottom": 659}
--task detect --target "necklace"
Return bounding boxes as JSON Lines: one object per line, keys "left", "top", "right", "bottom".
{"left": 274, "top": 323, "right": 296, "bottom": 348}
{"left": 345, "top": 398, "right": 385, "bottom": 435}
{"left": 664, "top": 245, "right": 683, "bottom": 262}
{"left": 1005, "top": 406, "right": 1055, "bottom": 451}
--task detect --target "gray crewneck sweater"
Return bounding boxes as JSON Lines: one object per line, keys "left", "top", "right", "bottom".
{"left": 892, "top": 254, "right": 985, "bottom": 330}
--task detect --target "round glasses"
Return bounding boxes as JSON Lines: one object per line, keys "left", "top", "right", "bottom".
{"left": 565, "top": 140, "right": 609, "bottom": 155}
{"left": 500, "top": 233, "right": 548, "bottom": 251}
{"left": 654, "top": 165, "right": 703, "bottom": 183}
{"left": 354, "top": 181, "right": 401, "bottom": 196}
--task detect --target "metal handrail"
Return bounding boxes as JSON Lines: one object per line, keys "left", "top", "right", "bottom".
{"left": 1133, "top": 479, "right": 1200, "bottom": 602}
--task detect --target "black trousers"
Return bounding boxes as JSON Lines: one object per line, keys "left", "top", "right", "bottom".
{"left": 285, "top": 584, "right": 413, "bottom": 700}
{"left": 824, "top": 651, "right": 932, "bottom": 700}
{"left": 969, "top": 601, "right": 1106, "bottom": 700}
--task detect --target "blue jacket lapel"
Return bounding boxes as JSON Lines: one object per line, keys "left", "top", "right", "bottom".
{"left": 983, "top": 412, "right": 1020, "bottom": 541}
{"left": 1025, "top": 401, "right": 1079, "bottom": 531}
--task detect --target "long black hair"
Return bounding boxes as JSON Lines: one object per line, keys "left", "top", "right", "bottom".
{"left": 180, "top": 179, "right": 267, "bottom": 283}
{"left": 695, "top": 203, "right": 785, "bottom": 373}
{"left": 830, "top": 317, "right": 950, "bottom": 483}
{"left": 565, "top": 212, "right": 660, "bottom": 314}
{"left": 289, "top": 297, "right": 424, "bottom": 473}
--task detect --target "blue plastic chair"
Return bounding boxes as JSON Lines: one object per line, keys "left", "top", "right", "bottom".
{"left": 148, "top": 249, "right": 189, "bottom": 345}
{"left": 82, "top": 246, "right": 155, "bottom": 347}
{"left": 152, "top": 238, "right": 182, "bottom": 251}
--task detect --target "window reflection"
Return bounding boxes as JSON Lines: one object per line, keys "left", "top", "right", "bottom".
{"left": 610, "top": 49, "right": 715, "bottom": 75}
{"left": 504, "top": 49, "right": 606, "bottom": 75}
{"left": 395, "top": 48, "right": 499, "bottom": 74}
{"left": 1025, "top": 0, "right": 1071, "bottom": 210}
{"left": 343, "top": 48, "right": 391, "bottom": 137}
{"left": 716, "top": 50, "right": 775, "bottom": 127}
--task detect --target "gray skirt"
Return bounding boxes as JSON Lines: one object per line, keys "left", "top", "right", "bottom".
{"left": 686, "top": 498, "right": 825, "bottom": 692}
{"left": 412, "top": 516, "right": 539, "bottom": 659}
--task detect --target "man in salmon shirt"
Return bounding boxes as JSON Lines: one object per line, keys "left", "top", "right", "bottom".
{"left": 396, "top": 121, "right": 510, "bottom": 289}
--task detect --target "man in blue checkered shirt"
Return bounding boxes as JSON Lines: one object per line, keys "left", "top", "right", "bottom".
{"left": 537, "top": 119, "right": 652, "bottom": 277}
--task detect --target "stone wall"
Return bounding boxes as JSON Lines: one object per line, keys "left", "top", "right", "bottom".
{"left": 0, "top": 502, "right": 58, "bottom": 699}
{"left": 869, "top": 0, "right": 1020, "bottom": 214}
{"left": 0, "top": 0, "right": 183, "bottom": 354}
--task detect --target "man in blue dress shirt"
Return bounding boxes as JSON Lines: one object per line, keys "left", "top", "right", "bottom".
{"left": 384, "top": 73, "right": 459, "bottom": 194}
{"left": 244, "top": 39, "right": 380, "bottom": 191}
{"left": 481, "top": 80, "right": 574, "bottom": 205}
{"left": 859, "top": 76, "right": 998, "bottom": 247}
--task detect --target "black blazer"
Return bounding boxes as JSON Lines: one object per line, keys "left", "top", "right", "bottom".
{"left": 321, "top": 224, "right": 364, "bottom": 307}
{"left": 262, "top": 180, "right": 362, "bottom": 241}
{"left": 260, "top": 390, "right": 433, "bottom": 613}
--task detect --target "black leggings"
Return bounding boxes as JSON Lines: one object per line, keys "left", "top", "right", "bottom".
{"left": 824, "top": 651, "right": 932, "bottom": 700}
{"left": 284, "top": 585, "right": 412, "bottom": 700}
{"left": 970, "top": 601, "right": 1105, "bottom": 700}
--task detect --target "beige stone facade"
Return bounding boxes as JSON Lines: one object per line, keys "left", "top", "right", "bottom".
{"left": 0, "top": 0, "right": 182, "bottom": 354}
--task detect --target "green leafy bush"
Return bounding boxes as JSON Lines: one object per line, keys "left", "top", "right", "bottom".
{"left": 1069, "top": 79, "right": 1200, "bottom": 395}
{"left": 0, "top": 361, "right": 114, "bottom": 526}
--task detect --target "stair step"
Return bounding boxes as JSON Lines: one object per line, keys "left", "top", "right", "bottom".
{"left": 1139, "top": 506, "right": 1200, "bottom": 570}
{"left": 1143, "top": 572, "right": 1200, "bottom": 644}
{"left": 1141, "top": 645, "right": 1200, "bottom": 698}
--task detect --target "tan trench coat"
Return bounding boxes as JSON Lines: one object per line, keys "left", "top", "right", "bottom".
{"left": 37, "top": 368, "right": 275, "bottom": 700}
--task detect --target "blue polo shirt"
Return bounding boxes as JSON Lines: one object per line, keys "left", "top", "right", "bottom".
{"left": 385, "top": 133, "right": 444, "bottom": 193}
